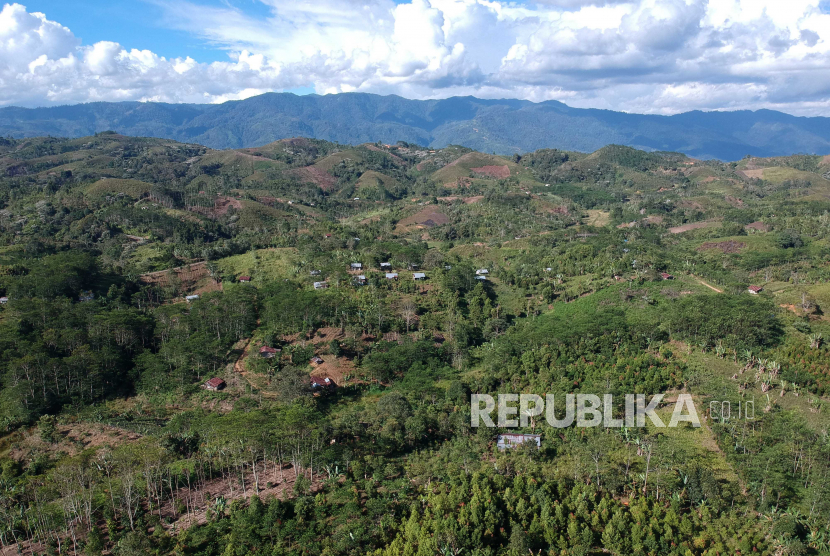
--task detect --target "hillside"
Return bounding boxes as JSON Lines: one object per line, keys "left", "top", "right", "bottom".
{"left": 2, "top": 93, "right": 830, "bottom": 160}
{"left": 0, "top": 134, "right": 829, "bottom": 556}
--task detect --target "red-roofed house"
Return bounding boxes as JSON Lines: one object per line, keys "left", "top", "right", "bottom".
{"left": 310, "top": 356, "right": 324, "bottom": 366}
{"left": 748, "top": 285, "right": 763, "bottom": 295}
{"left": 660, "top": 273, "right": 674, "bottom": 280}
{"left": 238, "top": 276, "right": 251, "bottom": 283}
{"left": 205, "top": 377, "right": 226, "bottom": 391}
{"left": 260, "top": 346, "right": 280, "bottom": 358}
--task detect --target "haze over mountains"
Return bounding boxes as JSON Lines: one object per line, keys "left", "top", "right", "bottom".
{"left": 1, "top": 93, "right": 829, "bottom": 161}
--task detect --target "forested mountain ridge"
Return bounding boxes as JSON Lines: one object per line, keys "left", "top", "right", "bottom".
{"left": 2, "top": 93, "right": 830, "bottom": 160}
{"left": 0, "top": 133, "right": 829, "bottom": 555}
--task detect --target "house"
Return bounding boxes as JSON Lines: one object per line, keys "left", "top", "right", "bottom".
{"left": 185, "top": 295, "right": 200, "bottom": 302}
{"left": 238, "top": 276, "right": 251, "bottom": 283}
{"left": 350, "top": 263, "right": 363, "bottom": 270}
{"left": 385, "top": 272, "right": 398, "bottom": 280}
{"left": 324, "top": 233, "right": 332, "bottom": 238}
{"left": 310, "top": 270, "right": 322, "bottom": 276}
{"left": 660, "top": 273, "right": 674, "bottom": 280}
{"left": 475, "top": 275, "right": 487, "bottom": 281}
{"left": 310, "top": 356, "right": 324, "bottom": 366}
{"left": 205, "top": 377, "right": 226, "bottom": 391}
{"left": 748, "top": 285, "right": 763, "bottom": 295}
{"left": 78, "top": 291, "right": 95, "bottom": 302}
{"left": 413, "top": 272, "right": 426, "bottom": 280}
{"left": 497, "top": 434, "right": 541, "bottom": 451}
{"left": 311, "top": 376, "right": 336, "bottom": 391}
{"left": 0, "top": 297, "right": 7, "bottom": 304}
{"left": 444, "top": 265, "right": 452, "bottom": 270}
{"left": 380, "top": 262, "right": 392, "bottom": 269}
{"left": 355, "top": 275, "right": 367, "bottom": 285}
{"left": 544, "top": 267, "right": 552, "bottom": 272}
{"left": 313, "top": 281, "right": 329, "bottom": 290}
{"left": 476, "top": 269, "right": 489, "bottom": 275}
{"left": 260, "top": 346, "right": 280, "bottom": 358}
{"left": 408, "top": 263, "right": 420, "bottom": 271}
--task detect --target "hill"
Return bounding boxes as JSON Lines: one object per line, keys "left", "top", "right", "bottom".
{"left": 2, "top": 93, "right": 830, "bottom": 160}
{"left": 1, "top": 134, "right": 830, "bottom": 556}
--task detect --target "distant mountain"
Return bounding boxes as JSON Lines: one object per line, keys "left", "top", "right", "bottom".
{"left": 1, "top": 93, "right": 829, "bottom": 161}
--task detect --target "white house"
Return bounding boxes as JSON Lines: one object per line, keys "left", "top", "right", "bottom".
{"left": 385, "top": 273, "right": 398, "bottom": 280}
{"left": 185, "top": 295, "right": 200, "bottom": 302}
{"left": 497, "top": 434, "right": 541, "bottom": 451}
{"left": 476, "top": 269, "right": 489, "bottom": 275}
{"left": 413, "top": 272, "right": 426, "bottom": 280}
{"left": 314, "top": 281, "right": 329, "bottom": 290}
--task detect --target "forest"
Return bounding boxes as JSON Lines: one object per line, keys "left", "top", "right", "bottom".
{"left": 0, "top": 133, "right": 829, "bottom": 555}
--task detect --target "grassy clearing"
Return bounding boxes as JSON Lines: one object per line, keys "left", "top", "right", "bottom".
{"left": 584, "top": 209, "right": 611, "bottom": 227}
{"left": 215, "top": 248, "right": 299, "bottom": 282}
{"left": 84, "top": 178, "right": 155, "bottom": 198}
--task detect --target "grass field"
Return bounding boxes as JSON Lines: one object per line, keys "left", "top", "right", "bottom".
{"left": 215, "top": 248, "right": 299, "bottom": 282}
{"left": 84, "top": 178, "right": 155, "bottom": 198}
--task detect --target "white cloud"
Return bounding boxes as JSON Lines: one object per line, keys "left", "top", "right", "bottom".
{"left": 1, "top": 0, "right": 830, "bottom": 115}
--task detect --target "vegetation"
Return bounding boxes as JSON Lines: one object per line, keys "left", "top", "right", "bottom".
{"left": 0, "top": 133, "right": 829, "bottom": 555}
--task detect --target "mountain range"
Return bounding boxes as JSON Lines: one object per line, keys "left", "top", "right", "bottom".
{"left": 1, "top": 93, "right": 829, "bottom": 161}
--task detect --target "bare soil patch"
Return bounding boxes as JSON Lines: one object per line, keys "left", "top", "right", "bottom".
{"left": 289, "top": 167, "right": 337, "bottom": 191}
{"left": 140, "top": 262, "right": 208, "bottom": 288}
{"left": 163, "top": 466, "right": 324, "bottom": 534}
{"left": 364, "top": 144, "right": 405, "bottom": 164}
{"left": 397, "top": 207, "right": 450, "bottom": 229}
{"left": 740, "top": 168, "right": 766, "bottom": 179}
{"left": 745, "top": 221, "right": 770, "bottom": 232}
{"left": 438, "top": 195, "right": 484, "bottom": 204}
{"left": 698, "top": 240, "right": 746, "bottom": 254}
{"left": 8, "top": 423, "right": 142, "bottom": 462}
{"left": 724, "top": 195, "right": 744, "bottom": 207}
{"left": 668, "top": 220, "right": 720, "bottom": 234}
{"left": 471, "top": 165, "right": 510, "bottom": 179}
{"left": 188, "top": 195, "right": 243, "bottom": 218}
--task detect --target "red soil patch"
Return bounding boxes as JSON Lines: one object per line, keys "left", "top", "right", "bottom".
{"left": 471, "top": 165, "right": 510, "bottom": 179}
{"left": 163, "top": 466, "right": 324, "bottom": 534}
{"left": 189, "top": 195, "right": 243, "bottom": 218}
{"left": 140, "top": 262, "right": 208, "bottom": 288}
{"left": 698, "top": 240, "right": 746, "bottom": 254}
{"left": 289, "top": 166, "right": 337, "bottom": 191}
{"left": 540, "top": 204, "right": 569, "bottom": 215}
{"left": 821, "top": 155, "right": 830, "bottom": 167}
{"left": 780, "top": 303, "right": 801, "bottom": 315}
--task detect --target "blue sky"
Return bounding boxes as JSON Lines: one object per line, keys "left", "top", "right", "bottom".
{"left": 4, "top": 0, "right": 830, "bottom": 115}
{"left": 23, "top": 0, "right": 235, "bottom": 61}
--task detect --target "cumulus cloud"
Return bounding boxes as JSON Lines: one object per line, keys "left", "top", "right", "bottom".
{"left": 2, "top": 0, "right": 830, "bottom": 115}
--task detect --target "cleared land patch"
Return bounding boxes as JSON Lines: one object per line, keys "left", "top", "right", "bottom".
{"left": 698, "top": 240, "right": 746, "bottom": 254}
{"left": 668, "top": 220, "right": 721, "bottom": 234}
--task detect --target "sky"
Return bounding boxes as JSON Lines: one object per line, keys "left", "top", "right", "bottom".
{"left": 3, "top": 0, "right": 830, "bottom": 115}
